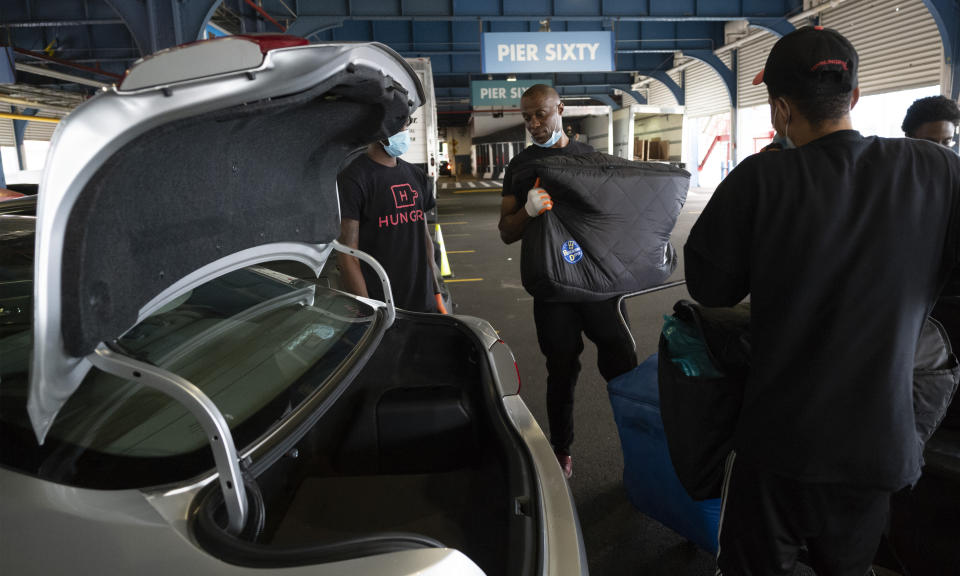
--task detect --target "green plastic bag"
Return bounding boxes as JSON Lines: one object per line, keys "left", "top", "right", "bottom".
{"left": 661, "top": 315, "right": 725, "bottom": 378}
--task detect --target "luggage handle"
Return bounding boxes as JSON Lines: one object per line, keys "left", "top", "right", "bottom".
{"left": 616, "top": 280, "right": 687, "bottom": 353}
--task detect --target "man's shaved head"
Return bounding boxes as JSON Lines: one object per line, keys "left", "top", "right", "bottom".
{"left": 520, "top": 84, "right": 567, "bottom": 148}
{"left": 522, "top": 84, "right": 560, "bottom": 106}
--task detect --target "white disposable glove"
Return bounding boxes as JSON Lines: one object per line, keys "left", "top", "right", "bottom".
{"left": 524, "top": 178, "right": 553, "bottom": 217}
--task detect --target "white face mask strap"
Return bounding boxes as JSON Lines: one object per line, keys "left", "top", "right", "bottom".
{"left": 779, "top": 98, "right": 792, "bottom": 142}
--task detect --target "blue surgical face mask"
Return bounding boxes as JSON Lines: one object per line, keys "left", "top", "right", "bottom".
{"left": 772, "top": 100, "right": 796, "bottom": 149}
{"left": 534, "top": 112, "right": 563, "bottom": 148}
{"left": 771, "top": 132, "right": 796, "bottom": 150}
{"left": 382, "top": 130, "right": 410, "bottom": 157}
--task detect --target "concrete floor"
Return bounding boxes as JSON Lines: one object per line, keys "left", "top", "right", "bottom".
{"left": 435, "top": 178, "right": 723, "bottom": 575}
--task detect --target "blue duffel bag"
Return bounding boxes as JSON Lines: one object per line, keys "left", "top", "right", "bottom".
{"left": 607, "top": 353, "right": 721, "bottom": 555}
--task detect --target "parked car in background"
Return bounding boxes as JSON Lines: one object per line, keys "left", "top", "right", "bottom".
{"left": 0, "top": 35, "right": 586, "bottom": 576}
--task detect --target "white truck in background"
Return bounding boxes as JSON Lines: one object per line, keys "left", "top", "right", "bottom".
{"left": 403, "top": 57, "right": 454, "bottom": 304}
{"left": 404, "top": 57, "right": 439, "bottom": 193}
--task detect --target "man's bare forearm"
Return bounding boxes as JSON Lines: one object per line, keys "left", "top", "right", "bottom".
{"left": 337, "top": 253, "right": 368, "bottom": 298}
{"left": 499, "top": 197, "right": 530, "bottom": 244}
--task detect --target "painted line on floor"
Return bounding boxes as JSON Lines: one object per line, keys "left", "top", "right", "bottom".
{"left": 444, "top": 277, "right": 483, "bottom": 283}
{"left": 446, "top": 250, "right": 475, "bottom": 254}
{"left": 452, "top": 188, "right": 501, "bottom": 194}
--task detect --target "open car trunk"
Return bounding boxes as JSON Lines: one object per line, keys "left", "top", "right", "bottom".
{"left": 193, "top": 313, "right": 538, "bottom": 576}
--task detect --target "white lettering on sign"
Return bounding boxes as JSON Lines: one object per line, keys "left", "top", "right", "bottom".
{"left": 480, "top": 87, "right": 510, "bottom": 99}
{"left": 498, "top": 42, "right": 601, "bottom": 63}
{"left": 544, "top": 42, "right": 600, "bottom": 62}
{"left": 498, "top": 43, "right": 541, "bottom": 62}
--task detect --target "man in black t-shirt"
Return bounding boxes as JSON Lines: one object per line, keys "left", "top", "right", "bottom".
{"left": 337, "top": 120, "right": 443, "bottom": 313}
{"left": 499, "top": 84, "right": 637, "bottom": 479}
{"left": 686, "top": 27, "right": 960, "bottom": 576}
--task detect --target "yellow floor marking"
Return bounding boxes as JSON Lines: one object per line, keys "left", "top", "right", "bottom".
{"left": 444, "top": 278, "right": 484, "bottom": 283}
{"left": 446, "top": 250, "right": 476, "bottom": 254}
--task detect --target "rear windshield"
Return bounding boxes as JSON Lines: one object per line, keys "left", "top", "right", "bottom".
{"left": 0, "top": 242, "right": 376, "bottom": 489}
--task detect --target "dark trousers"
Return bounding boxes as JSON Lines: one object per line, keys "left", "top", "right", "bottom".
{"left": 533, "top": 297, "right": 637, "bottom": 455}
{"left": 717, "top": 454, "right": 890, "bottom": 576}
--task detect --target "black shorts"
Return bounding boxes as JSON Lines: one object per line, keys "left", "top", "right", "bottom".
{"left": 717, "top": 453, "right": 891, "bottom": 576}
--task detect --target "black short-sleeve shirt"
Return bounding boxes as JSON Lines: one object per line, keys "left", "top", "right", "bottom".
{"left": 685, "top": 130, "right": 960, "bottom": 490}
{"left": 337, "top": 154, "right": 437, "bottom": 312}
{"left": 502, "top": 140, "right": 594, "bottom": 204}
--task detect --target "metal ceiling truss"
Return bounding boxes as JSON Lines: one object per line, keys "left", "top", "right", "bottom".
{"left": 2, "top": 0, "right": 957, "bottom": 119}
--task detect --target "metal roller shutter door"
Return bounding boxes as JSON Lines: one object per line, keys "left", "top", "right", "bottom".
{"left": 820, "top": 0, "right": 941, "bottom": 95}
{"left": 0, "top": 104, "right": 59, "bottom": 144}
{"left": 647, "top": 70, "right": 682, "bottom": 107}
{"left": 685, "top": 52, "right": 732, "bottom": 118}
{"left": 0, "top": 105, "right": 15, "bottom": 146}
{"left": 737, "top": 32, "right": 778, "bottom": 108}
{"left": 23, "top": 117, "right": 57, "bottom": 141}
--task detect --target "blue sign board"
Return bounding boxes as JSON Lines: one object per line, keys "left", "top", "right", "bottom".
{"left": 471, "top": 79, "right": 553, "bottom": 107}
{"left": 482, "top": 31, "right": 615, "bottom": 73}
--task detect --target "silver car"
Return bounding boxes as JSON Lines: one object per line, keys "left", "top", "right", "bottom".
{"left": 0, "top": 35, "right": 586, "bottom": 575}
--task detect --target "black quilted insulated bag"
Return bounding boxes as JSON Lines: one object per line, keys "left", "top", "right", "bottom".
{"left": 515, "top": 152, "right": 689, "bottom": 302}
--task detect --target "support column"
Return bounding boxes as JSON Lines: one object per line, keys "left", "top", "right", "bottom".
{"left": 104, "top": 0, "right": 220, "bottom": 55}
{"left": 920, "top": 0, "right": 960, "bottom": 101}
{"left": 729, "top": 48, "right": 738, "bottom": 171}
{"left": 12, "top": 107, "right": 37, "bottom": 170}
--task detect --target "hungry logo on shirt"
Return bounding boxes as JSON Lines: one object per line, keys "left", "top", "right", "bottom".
{"left": 379, "top": 182, "right": 425, "bottom": 228}
{"left": 391, "top": 183, "right": 419, "bottom": 209}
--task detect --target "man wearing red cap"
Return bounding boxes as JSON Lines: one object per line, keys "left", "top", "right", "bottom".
{"left": 686, "top": 26, "right": 960, "bottom": 575}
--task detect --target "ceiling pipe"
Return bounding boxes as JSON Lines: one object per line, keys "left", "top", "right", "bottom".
{"left": 633, "top": 0, "right": 847, "bottom": 89}
{"left": 0, "top": 112, "right": 60, "bottom": 123}
{"left": 0, "top": 96, "right": 73, "bottom": 115}
{"left": 244, "top": 0, "right": 287, "bottom": 32}
{"left": 0, "top": 19, "right": 124, "bottom": 28}
{"left": 13, "top": 47, "right": 125, "bottom": 80}
{"left": 15, "top": 63, "right": 109, "bottom": 89}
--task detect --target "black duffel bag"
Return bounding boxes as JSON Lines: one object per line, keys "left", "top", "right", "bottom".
{"left": 657, "top": 300, "right": 750, "bottom": 501}
{"left": 658, "top": 300, "right": 959, "bottom": 501}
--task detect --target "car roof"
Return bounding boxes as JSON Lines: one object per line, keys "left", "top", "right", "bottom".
{"left": 28, "top": 36, "right": 423, "bottom": 442}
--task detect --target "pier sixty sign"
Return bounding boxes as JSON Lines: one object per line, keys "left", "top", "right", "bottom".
{"left": 483, "top": 31, "right": 615, "bottom": 73}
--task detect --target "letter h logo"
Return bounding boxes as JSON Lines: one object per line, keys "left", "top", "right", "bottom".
{"left": 391, "top": 183, "right": 419, "bottom": 209}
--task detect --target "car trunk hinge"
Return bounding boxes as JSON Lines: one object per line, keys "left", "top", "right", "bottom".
{"left": 330, "top": 239, "right": 396, "bottom": 328}
{"left": 87, "top": 344, "right": 249, "bottom": 535}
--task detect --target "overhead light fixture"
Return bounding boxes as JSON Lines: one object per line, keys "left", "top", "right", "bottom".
{"left": 506, "top": 75, "right": 517, "bottom": 82}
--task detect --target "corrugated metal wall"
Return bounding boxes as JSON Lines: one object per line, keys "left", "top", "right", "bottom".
{"left": 685, "top": 52, "right": 732, "bottom": 118}
{"left": 737, "top": 33, "right": 778, "bottom": 108}
{"left": 820, "top": 0, "right": 941, "bottom": 95}
{"left": 0, "top": 104, "right": 59, "bottom": 146}
{"left": 0, "top": 108, "right": 13, "bottom": 147}
{"left": 647, "top": 70, "right": 683, "bottom": 107}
